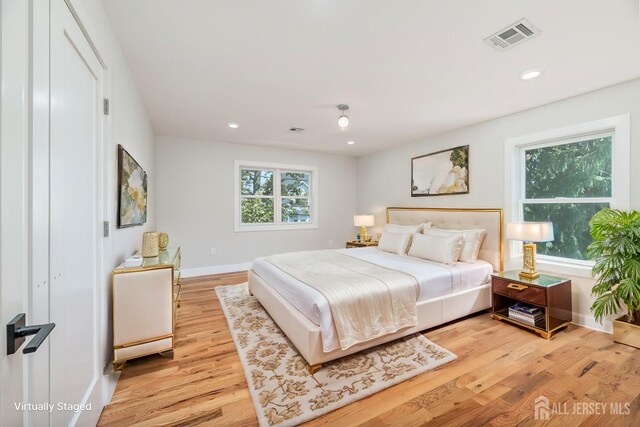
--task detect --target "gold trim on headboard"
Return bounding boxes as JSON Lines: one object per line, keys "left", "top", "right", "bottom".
{"left": 386, "top": 207, "right": 504, "bottom": 272}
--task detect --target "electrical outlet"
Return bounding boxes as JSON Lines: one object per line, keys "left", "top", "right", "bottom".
{"left": 328, "top": 240, "right": 334, "bottom": 246}
{"left": 210, "top": 248, "right": 217, "bottom": 256}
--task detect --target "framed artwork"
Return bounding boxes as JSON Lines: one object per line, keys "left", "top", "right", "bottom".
{"left": 117, "top": 144, "right": 148, "bottom": 228}
{"left": 411, "top": 145, "right": 469, "bottom": 197}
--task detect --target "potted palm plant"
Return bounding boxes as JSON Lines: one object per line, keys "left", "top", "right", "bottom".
{"left": 587, "top": 208, "right": 640, "bottom": 348}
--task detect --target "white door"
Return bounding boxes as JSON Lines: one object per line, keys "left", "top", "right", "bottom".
{"left": 1, "top": 0, "right": 31, "bottom": 425}
{"left": 50, "top": 0, "right": 105, "bottom": 425}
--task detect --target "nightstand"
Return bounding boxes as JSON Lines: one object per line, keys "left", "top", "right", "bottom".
{"left": 491, "top": 270, "right": 572, "bottom": 339}
{"left": 345, "top": 240, "right": 379, "bottom": 249}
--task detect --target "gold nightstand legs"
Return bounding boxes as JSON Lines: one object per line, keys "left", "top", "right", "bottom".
{"left": 491, "top": 313, "right": 569, "bottom": 340}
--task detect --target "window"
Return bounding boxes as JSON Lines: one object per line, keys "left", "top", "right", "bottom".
{"left": 506, "top": 115, "right": 630, "bottom": 272}
{"left": 521, "top": 133, "right": 612, "bottom": 261}
{"left": 234, "top": 161, "right": 318, "bottom": 231}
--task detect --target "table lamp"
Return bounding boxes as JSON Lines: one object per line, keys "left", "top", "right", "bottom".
{"left": 353, "top": 215, "right": 375, "bottom": 241}
{"left": 506, "top": 222, "right": 554, "bottom": 280}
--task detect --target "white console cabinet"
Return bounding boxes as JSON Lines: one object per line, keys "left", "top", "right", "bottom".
{"left": 112, "top": 247, "right": 181, "bottom": 370}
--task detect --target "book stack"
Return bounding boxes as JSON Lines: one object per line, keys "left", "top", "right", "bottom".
{"left": 508, "top": 303, "right": 544, "bottom": 326}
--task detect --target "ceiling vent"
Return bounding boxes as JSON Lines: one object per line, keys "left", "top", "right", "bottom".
{"left": 289, "top": 127, "right": 305, "bottom": 133}
{"left": 484, "top": 18, "right": 541, "bottom": 51}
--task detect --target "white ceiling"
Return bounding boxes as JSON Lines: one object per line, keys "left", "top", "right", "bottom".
{"left": 102, "top": 0, "right": 640, "bottom": 156}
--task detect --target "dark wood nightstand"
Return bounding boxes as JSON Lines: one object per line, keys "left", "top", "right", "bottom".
{"left": 491, "top": 270, "right": 572, "bottom": 339}
{"left": 345, "top": 240, "right": 379, "bottom": 249}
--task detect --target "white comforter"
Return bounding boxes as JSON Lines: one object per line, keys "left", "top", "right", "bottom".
{"left": 262, "top": 250, "right": 419, "bottom": 351}
{"left": 252, "top": 248, "right": 492, "bottom": 352}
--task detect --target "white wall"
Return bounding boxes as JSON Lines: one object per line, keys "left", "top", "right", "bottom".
{"left": 357, "top": 78, "right": 640, "bottom": 332}
{"left": 77, "top": 0, "right": 157, "bottom": 262}
{"left": 157, "top": 136, "right": 357, "bottom": 275}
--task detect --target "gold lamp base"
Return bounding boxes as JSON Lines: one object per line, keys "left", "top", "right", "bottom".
{"left": 519, "top": 242, "right": 540, "bottom": 280}
{"left": 519, "top": 270, "right": 540, "bottom": 280}
{"left": 360, "top": 225, "right": 369, "bottom": 242}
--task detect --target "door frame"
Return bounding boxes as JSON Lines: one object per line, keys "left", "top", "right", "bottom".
{"left": 29, "top": 0, "right": 115, "bottom": 421}
{"left": 1, "top": 0, "right": 31, "bottom": 425}
{"left": 59, "top": 4, "right": 115, "bottom": 407}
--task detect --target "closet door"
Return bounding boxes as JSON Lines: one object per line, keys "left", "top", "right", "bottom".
{"left": 50, "top": 0, "right": 105, "bottom": 424}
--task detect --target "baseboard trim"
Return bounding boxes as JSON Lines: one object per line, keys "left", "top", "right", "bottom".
{"left": 103, "top": 370, "right": 120, "bottom": 407}
{"left": 182, "top": 262, "right": 252, "bottom": 278}
{"left": 572, "top": 312, "right": 613, "bottom": 334}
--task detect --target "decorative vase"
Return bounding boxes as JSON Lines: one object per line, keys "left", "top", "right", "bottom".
{"left": 142, "top": 232, "right": 159, "bottom": 258}
{"left": 158, "top": 232, "right": 169, "bottom": 250}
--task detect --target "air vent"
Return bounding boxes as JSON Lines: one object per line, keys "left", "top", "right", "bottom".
{"left": 289, "top": 127, "right": 305, "bottom": 133}
{"left": 484, "top": 18, "right": 541, "bottom": 51}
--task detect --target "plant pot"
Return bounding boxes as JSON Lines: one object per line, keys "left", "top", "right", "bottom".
{"left": 612, "top": 315, "right": 640, "bottom": 349}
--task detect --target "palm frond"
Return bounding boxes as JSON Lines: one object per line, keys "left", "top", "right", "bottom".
{"left": 588, "top": 208, "right": 640, "bottom": 322}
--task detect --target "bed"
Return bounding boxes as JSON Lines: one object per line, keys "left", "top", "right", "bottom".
{"left": 248, "top": 207, "right": 504, "bottom": 371}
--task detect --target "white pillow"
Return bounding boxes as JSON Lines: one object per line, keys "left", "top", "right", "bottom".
{"left": 384, "top": 222, "right": 431, "bottom": 234}
{"left": 378, "top": 231, "right": 412, "bottom": 255}
{"left": 425, "top": 227, "right": 486, "bottom": 263}
{"left": 408, "top": 232, "right": 464, "bottom": 265}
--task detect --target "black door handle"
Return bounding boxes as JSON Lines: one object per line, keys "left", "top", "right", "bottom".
{"left": 6, "top": 313, "right": 55, "bottom": 355}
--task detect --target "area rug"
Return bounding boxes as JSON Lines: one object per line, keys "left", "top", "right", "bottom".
{"left": 216, "top": 283, "right": 457, "bottom": 427}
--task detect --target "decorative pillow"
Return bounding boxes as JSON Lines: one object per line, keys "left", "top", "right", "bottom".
{"left": 408, "top": 232, "right": 464, "bottom": 265}
{"left": 378, "top": 231, "right": 412, "bottom": 255}
{"left": 384, "top": 222, "right": 431, "bottom": 234}
{"left": 425, "top": 227, "right": 486, "bottom": 263}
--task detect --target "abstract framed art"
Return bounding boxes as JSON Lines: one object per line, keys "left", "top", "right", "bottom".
{"left": 411, "top": 145, "right": 469, "bottom": 197}
{"left": 117, "top": 144, "right": 148, "bottom": 227}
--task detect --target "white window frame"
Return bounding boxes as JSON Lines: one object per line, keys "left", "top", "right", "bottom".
{"left": 234, "top": 160, "right": 318, "bottom": 232}
{"left": 505, "top": 114, "right": 630, "bottom": 278}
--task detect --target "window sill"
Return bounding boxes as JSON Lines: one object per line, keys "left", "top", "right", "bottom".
{"left": 234, "top": 223, "right": 318, "bottom": 232}
{"left": 536, "top": 259, "right": 594, "bottom": 280}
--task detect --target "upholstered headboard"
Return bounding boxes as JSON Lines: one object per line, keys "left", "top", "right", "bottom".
{"left": 386, "top": 207, "right": 504, "bottom": 271}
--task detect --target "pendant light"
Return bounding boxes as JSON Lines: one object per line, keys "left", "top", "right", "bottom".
{"left": 337, "top": 104, "right": 350, "bottom": 130}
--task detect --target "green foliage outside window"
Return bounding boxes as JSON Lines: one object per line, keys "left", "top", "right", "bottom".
{"left": 281, "top": 172, "right": 310, "bottom": 222}
{"left": 241, "top": 169, "right": 273, "bottom": 196}
{"left": 239, "top": 169, "right": 310, "bottom": 224}
{"left": 524, "top": 202, "right": 610, "bottom": 260}
{"left": 241, "top": 198, "right": 274, "bottom": 224}
{"left": 525, "top": 137, "right": 612, "bottom": 199}
{"left": 524, "top": 136, "right": 612, "bottom": 260}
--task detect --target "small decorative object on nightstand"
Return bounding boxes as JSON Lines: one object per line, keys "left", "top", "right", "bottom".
{"left": 346, "top": 240, "right": 379, "bottom": 249}
{"left": 506, "top": 222, "right": 554, "bottom": 279}
{"left": 491, "top": 270, "right": 572, "bottom": 339}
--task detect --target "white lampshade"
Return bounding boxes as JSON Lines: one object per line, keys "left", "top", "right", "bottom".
{"left": 506, "top": 222, "right": 554, "bottom": 243}
{"left": 338, "top": 114, "right": 350, "bottom": 129}
{"left": 353, "top": 215, "right": 374, "bottom": 227}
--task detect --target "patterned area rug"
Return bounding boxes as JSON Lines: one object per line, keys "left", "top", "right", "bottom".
{"left": 216, "top": 283, "right": 457, "bottom": 427}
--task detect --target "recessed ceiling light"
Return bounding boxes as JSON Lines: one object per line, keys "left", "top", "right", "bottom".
{"left": 227, "top": 122, "right": 239, "bottom": 129}
{"left": 347, "top": 141, "right": 355, "bottom": 145}
{"left": 519, "top": 68, "right": 543, "bottom": 80}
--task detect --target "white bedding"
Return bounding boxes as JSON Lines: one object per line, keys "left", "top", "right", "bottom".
{"left": 262, "top": 250, "right": 418, "bottom": 351}
{"left": 252, "top": 247, "right": 493, "bottom": 352}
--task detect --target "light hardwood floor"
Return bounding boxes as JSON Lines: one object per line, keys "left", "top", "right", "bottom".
{"left": 98, "top": 272, "right": 640, "bottom": 426}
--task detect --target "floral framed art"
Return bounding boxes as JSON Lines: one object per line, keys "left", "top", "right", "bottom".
{"left": 117, "top": 144, "right": 148, "bottom": 227}
{"left": 411, "top": 145, "right": 469, "bottom": 196}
